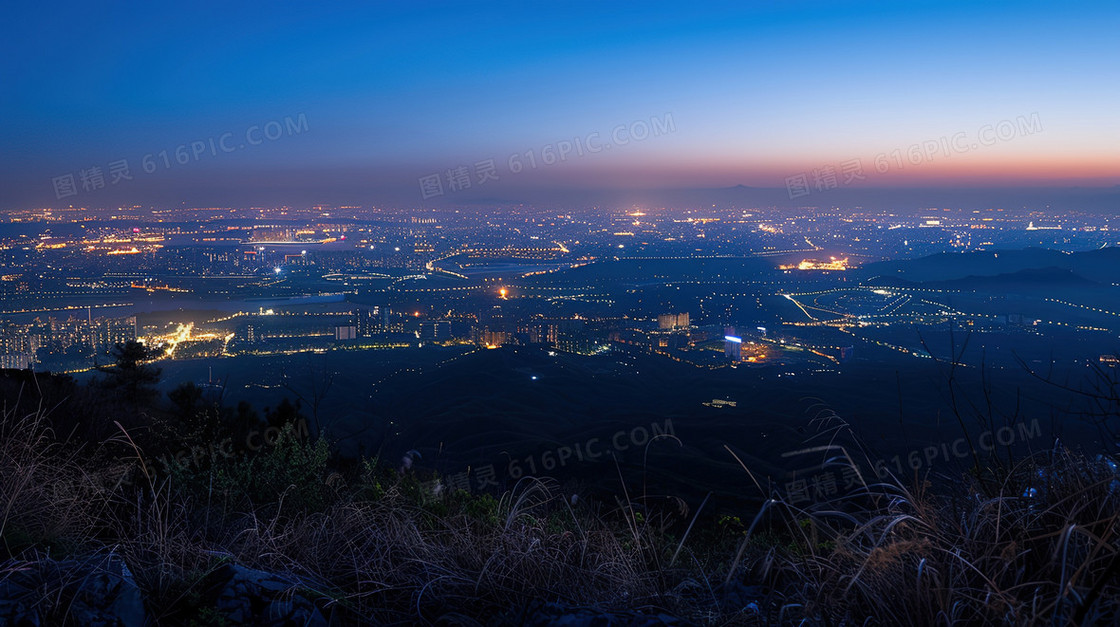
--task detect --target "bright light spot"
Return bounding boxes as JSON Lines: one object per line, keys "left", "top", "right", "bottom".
{"left": 531, "top": 375, "right": 538, "bottom": 380}
{"left": 273, "top": 267, "right": 282, "bottom": 273}
{"left": 394, "top": 246, "right": 401, "bottom": 252}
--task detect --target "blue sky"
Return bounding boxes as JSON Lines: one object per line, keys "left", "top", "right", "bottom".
{"left": 2, "top": 1, "right": 1118, "bottom": 207}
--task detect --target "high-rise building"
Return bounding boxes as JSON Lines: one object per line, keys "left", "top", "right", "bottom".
{"left": 557, "top": 319, "right": 595, "bottom": 354}
{"left": 93, "top": 316, "right": 137, "bottom": 354}
{"left": 419, "top": 320, "right": 451, "bottom": 342}
{"left": 0, "top": 352, "right": 33, "bottom": 369}
{"left": 520, "top": 321, "right": 558, "bottom": 346}
{"left": 658, "top": 312, "right": 690, "bottom": 330}
{"left": 354, "top": 305, "right": 389, "bottom": 336}
{"left": 473, "top": 327, "right": 508, "bottom": 348}
{"left": 724, "top": 327, "right": 743, "bottom": 362}
{"left": 0, "top": 324, "right": 37, "bottom": 358}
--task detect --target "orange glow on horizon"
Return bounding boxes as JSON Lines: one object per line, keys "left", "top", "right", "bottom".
{"left": 522, "top": 146, "right": 1120, "bottom": 188}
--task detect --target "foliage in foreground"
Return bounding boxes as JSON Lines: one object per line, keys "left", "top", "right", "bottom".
{"left": 1, "top": 373, "right": 1119, "bottom": 625}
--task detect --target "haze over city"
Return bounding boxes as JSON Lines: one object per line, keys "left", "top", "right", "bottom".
{"left": 3, "top": 1, "right": 1119, "bottom": 207}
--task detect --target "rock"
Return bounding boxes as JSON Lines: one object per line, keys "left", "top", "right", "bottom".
{"left": 0, "top": 554, "right": 145, "bottom": 626}
{"left": 0, "top": 556, "right": 344, "bottom": 626}
{"left": 203, "top": 563, "right": 330, "bottom": 626}
{"left": 518, "top": 602, "right": 692, "bottom": 626}
{"left": 713, "top": 581, "right": 765, "bottom": 612}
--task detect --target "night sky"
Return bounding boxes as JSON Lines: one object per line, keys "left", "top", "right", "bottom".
{"left": 2, "top": 1, "right": 1118, "bottom": 208}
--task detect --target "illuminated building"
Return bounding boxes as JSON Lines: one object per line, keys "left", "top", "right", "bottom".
{"left": 520, "top": 321, "right": 558, "bottom": 346}
{"left": 0, "top": 352, "right": 33, "bottom": 369}
{"left": 473, "top": 327, "right": 508, "bottom": 348}
{"left": 556, "top": 319, "right": 595, "bottom": 354}
{"left": 724, "top": 327, "right": 743, "bottom": 362}
{"left": 779, "top": 257, "right": 851, "bottom": 271}
{"left": 702, "top": 398, "right": 738, "bottom": 408}
{"left": 93, "top": 316, "right": 138, "bottom": 354}
{"left": 419, "top": 320, "right": 450, "bottom": 342}
{"left": 657, "top": 312, "right": 690, "bottom": 330}
{"left": 354, "top": 305, "right": 389, "bottom": 336}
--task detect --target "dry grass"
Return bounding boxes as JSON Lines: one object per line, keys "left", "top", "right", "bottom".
{"left": 725, "top": 442, "right": 1120, "bottom": 625}
{"left": 209, "top": 479, "right": 669, "bottom": 622}
{"left": 1, "top": 403, "right": 694, "bottom": 623}
{"left": 4, "top": 395, "right": 1120, "bottom": 625}
{"left": 1, "top": 397, "right": 106, "bottom": 557}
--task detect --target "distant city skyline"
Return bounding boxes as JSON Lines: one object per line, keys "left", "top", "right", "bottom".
{"left": 2, "top": 1, "right": 1118, "bottom": 208}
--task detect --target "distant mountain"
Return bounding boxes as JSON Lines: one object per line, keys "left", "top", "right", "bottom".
{"left": 930, "top": 267, "right": 1097, "bottom": 291}
{"left": 860, "top": 247, "right": 1120, "bottom": 284}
